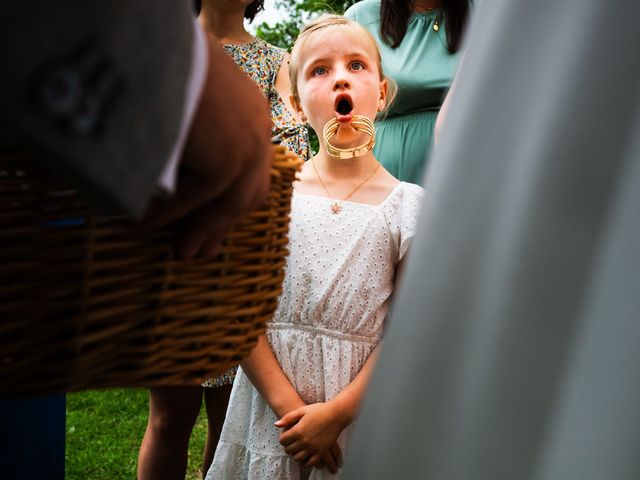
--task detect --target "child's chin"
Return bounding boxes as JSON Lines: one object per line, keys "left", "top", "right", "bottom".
{"left": 334, "top": 130, "right": 368, "bottom": 144}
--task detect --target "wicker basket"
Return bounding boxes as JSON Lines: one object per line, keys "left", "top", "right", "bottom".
{"left": 0, "top": 145, "right": 302, "bottom": 395}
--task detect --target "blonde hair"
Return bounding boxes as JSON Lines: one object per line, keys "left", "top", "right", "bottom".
{"left": 289, "top": 14, "right": 397, "bottom": 115}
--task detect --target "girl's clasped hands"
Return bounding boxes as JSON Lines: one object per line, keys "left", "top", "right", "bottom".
{"left": 275, "top": 402, "right": 347, "bottom": 473}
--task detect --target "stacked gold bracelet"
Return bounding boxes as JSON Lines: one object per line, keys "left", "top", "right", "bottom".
{"left": 322, "top": 115, "right": 376, "bottom": 159}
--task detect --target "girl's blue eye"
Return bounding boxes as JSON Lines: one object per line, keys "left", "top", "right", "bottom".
{"left": 313, "top": 66, "right": 327, "bottom": 76}
{"left": 350, "top": 61, "right": 365, "bottom": 71}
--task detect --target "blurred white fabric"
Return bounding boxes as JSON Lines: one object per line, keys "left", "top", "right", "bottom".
{"left": 343, "top": 0, "right": 640, "bottom": 478}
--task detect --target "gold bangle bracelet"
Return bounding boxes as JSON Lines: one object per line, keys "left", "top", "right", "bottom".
{"left": 322, "top": 116, "right": 376, "bottom": 159}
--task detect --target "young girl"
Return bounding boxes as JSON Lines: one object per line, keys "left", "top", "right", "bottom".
{"left": 206, "top": 15, "right": 423, "bottom": 479}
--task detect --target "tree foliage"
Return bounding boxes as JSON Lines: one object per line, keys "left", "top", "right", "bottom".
{"left": 256, "top": 0, "right": 358, "bottom": 51}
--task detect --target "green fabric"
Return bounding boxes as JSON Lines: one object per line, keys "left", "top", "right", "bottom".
{"left": 345, "top": 0, "right": 461, "bottom": 183}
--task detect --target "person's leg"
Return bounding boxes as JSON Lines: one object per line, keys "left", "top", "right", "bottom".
{"left": 202, "top": 384, "right": 232, "bottom": 476}
{"left": 137, "top": 386, "right": 202, "bottom": 480}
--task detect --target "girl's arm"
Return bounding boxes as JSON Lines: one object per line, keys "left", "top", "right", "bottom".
{"left": 242, "top": 335, "right": 346, "bottom": 473}
{"left": 240, "top": 335, "right": 342, "bottom": 473}
{"left": 240, "top": 335, "right": 305, "bottom": 418}
{"left": 274, "top": 52, "right": 302, "bottom": 122}
{"left": 276, "top": 344, "right": 382, "bottom": 468}
{"left": 326, "top": 344, "right": 381, "bottom": 426}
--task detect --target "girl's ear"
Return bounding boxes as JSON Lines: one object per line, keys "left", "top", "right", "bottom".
{"left": 290, "top": 94, "right": 306, "bottom": 123}
{"left": 377, "top": 78, "right": 389, "bottom": 112}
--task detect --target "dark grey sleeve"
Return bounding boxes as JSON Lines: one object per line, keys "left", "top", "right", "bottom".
{"left": 0, "top": 0, "right": 194, "bottom": 215}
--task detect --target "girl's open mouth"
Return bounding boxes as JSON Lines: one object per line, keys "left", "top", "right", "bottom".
{"left": 334, "top": 94, "right": 353, "bottom": 122}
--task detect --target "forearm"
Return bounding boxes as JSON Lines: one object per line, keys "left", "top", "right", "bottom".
{"left": 240, "top": 335, "right": 305, "bottom": 418}
{"left": 274, "top": 53, "right": 302, "bottom": 123}
{"left": 328, "top": 344, "right": 382, "bottom": 428}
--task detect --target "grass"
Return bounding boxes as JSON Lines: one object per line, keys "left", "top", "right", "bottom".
{"left": 65, "top": 389, "right": 208, "bottom": 480}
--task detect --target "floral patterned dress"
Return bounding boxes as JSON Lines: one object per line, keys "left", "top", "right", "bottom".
{"left": 226, "top": 37, "right": 310, "bottom": 161}
{"left": 204, "top": 37, "right": 310, "bottom": 388}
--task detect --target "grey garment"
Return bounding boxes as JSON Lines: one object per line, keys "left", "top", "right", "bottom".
{"left": 0, "top": 0, "right": 193, "bottom": 215}
{"left": 344, "top": 0, "right": 640, "bottom": 479}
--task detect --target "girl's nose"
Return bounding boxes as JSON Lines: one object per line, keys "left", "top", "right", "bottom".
{"left": 333, "top": 78, "right": 350, "bottom": 90}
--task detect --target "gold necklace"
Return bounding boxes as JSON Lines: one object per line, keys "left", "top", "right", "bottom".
{"left": 311, "top": 158, "right": 380, "bottom": 214}
{"left": 411, "top": 1, "right": 441, "bottom": 31}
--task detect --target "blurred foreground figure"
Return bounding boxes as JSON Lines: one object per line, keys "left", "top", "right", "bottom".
{"left": 0, "top": 1, "right": 271, "bottom": 478}
{"left": 344, "top": 0, "right": 640, "bottom": 479}
{"left": 0, "top": 0, "right": 272, "bottom": 260}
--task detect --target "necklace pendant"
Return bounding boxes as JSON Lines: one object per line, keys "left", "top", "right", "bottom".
{"left": 330, "top": 202, "right": 342, "bottom": 214}
{"left": 433, "top": 21, "right": 439, "bottom": 31}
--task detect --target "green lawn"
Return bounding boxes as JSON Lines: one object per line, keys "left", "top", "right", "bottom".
{"left": 65, "top": 389, "right": 208, "bottom": 480}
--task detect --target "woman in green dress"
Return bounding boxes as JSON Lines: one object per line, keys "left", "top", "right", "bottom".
{"left": 345, "top": 0, "right": 470, "bottom": 184}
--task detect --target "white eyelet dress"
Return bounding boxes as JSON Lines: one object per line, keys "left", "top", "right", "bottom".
{"left": 206, "top": 182, "right": 424, "bottom": 480}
